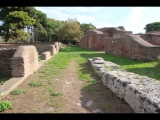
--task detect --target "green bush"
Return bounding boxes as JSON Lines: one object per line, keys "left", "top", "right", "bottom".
{"left": 0, "top": 101, "right": 12, "bottom": 112}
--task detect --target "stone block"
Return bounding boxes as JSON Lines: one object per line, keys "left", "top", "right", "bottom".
{"left": 88, "top": 57, "right": 160, "bottom": 113}
{"left": 11, "top": 46, "right": 38, "bottom": 77}
{"left": 41, "top": 51, "right": 51, "bottom": 60}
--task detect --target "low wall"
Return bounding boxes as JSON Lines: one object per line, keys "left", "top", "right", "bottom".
{"left": 41, "top": 51, "right": 51, "bottom": 60}
{"left": 104, "top": 35, "right": 160, "bottom": 61}
{"left": 0, "top": 48, "right": 17, "bottom": 76}
{"left": 137, "top": 34, "right": 160, "bottom": 46}
{"left": 0, "top": 42, "right": 54, "bottom": 54}
{"left": 88, "top": 57, "right": 160, "bottom": 113}
{"left": 11, "top": 46, "right": 38, "bottom": 77}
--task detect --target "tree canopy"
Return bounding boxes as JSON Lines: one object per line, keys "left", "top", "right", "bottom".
{"left": 57, "top": 18, "right": 83, "bottom": 42}
{"left": 144, "top": 22, "right": 160, "bottom": 33}
{"left": 0, "top": 7, "right": 97, "bottom": 43}
{"left": 1, "top": 11, "right": 35, "bottom": 42}
{"left": 80, "top": 23, "right": 96, "bottom": 35}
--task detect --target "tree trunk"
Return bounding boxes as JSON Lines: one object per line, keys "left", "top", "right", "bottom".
{"left": 31, "top": 26, "right": 34, "bottom": 42}
{"left": 49, "top": 36, "right": 51, "bottom": 42}
{"left": 5, "top": 28, "right": 9, "bottom": 42}
{"left": 27, "top": 26, "right": 30, "bottom": 42}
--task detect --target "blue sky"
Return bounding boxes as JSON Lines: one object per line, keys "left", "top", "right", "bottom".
{"left": 35, "top": 7, "right": 160, "bottom": 34}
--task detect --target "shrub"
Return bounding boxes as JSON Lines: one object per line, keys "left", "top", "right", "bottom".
{"left": 0, "top": 101, "right": 12, "bottom": 112}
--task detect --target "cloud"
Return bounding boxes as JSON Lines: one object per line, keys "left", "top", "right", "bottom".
{"left": 35, "top": 7, "right": 104, "bottom": 14}
{"left": 35, "top": 7, "right": 95, "bottom": 23}
{"left": 127, "top": 7, "right": 148, "bottom": 24}
{"left": 92, "top": 21, "right": 117, "bottom": 29}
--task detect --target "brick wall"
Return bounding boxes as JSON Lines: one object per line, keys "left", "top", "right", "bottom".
{"left": 11, "top": 46, "right": 38, "bottom": 77}
{"left": 0, "top": 48, "right": 17, "bottom": 76}
{"left": 137, "top": 34, "right": 160, "bottom": 46}
{"left": 0, "top": 42, "right": 55, "bottom": 54}
{"left": 104, "top": 35, "right": 160, "bottom": 61}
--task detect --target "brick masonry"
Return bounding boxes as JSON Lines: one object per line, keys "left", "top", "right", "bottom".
{"left": 0, "top": 48, "right": 17, "bottom": 76}
{"left": 11, "top": 46, "right": 38, "bottom": 77}
{"left": 78, "top": 26, "right": 160, "bottom": 61}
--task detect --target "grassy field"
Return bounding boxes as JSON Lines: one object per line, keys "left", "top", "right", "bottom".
{"left": 59, "top": 46, "right": 160, "bottom": 81}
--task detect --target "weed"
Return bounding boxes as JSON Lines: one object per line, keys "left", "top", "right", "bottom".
{"left": 11, "top": 89, "right": 26, "bottom": 95}
{"left": 0, "top": 76, "right": 10, "bottom": 85}
{"left": 29, "top": 81, "right": 42, "bottom": 87}
{"left": 31, "top": 110, "right": 37, "bottom": 113}
{"left": 0, "top": 101, "right": 12, "bottom": 112}
{"left": 90, "top": 79, "right": 101, "bottom": 84}
{"left": 50, "top": 91, "right": 62, "bottom": 96}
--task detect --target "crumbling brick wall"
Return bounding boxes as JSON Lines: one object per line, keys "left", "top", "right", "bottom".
{"left": 0, "top": 48, "right": 17, "bottom": 76}
{"left": 104, "top": 35, "right": 160, "bottom": 61}
{"left": 78, "top": 26, "right": 133, "bottom": 51}
{"left": 137, "top": 34, "right": 160, "bottom": 46}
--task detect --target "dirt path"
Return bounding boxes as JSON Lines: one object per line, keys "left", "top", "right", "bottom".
{"left": 1, "top": 59, "right": 133, "bottom": 113}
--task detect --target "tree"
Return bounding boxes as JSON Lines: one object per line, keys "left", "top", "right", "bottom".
{"left": 144, "top": 22, "right": 160, "bottom": 33}
{"left": 0, "top": 7, "right": 28, "bottom": 41}
{"left": 2, "top": 11, "right": 35, "bottom": 42}
{"left": 80, "top": 23, "right": 96, "bottom": 35}
{"left": 57, "top": 18, "right": 83, "bottom": 43}
{"left": 46, "top": 18, "right": 62, "bottom": 42}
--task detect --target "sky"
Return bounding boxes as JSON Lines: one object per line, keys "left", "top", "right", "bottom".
{"left": 35, "top": 7, "right": 160, "bottom": 34}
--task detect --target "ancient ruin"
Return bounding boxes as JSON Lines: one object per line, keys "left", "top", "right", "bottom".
{"left": 77, "top": 26, "right": 160, "bottom": 61}
{"left": 89, "top": 57, "right": 160, "bottom": 113}
{"left": 0, "top": 42, "right": 61, "bottom": 77}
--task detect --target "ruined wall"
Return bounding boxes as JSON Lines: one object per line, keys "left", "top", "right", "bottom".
{"left": 137, "top": 34, "right": 160, "bottom": 46}
{"left": 11, "top": 46, "right": 38, "bottom": 77}
{"left": 104, "top": 35, "right": 160, "bottom": 61}
{"left": 0, "top": 42, "right": 55, "bottom": 54}
{"left": 78, "top": 30, "right": 107, "bottom": 51}
{"left": 0, "top": 48, "right": 17, "bottom": 76}
{"left": 88, "top": 57, "right": 160, "bottom": 113}
{"left": 78, "top": 26, "right": 133, "bottom": 51}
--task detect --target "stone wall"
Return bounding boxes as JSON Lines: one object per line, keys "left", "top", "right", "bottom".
{"left": 88, "top": 57, "right": 160, "bottom": 113}
{"left": 136, "top": 33, "right": 160, "bottom": 46}
{"left": 11, "top": 46, "right": 38, "bottom": 77}
{"left": 0, "top": 42, "right": 61, "bottom": 77}
{"left": 104, "top": 35, "right": 160, "bottom": 61}
{"left": 78, "top": 26, "right": 133, "bottom": 51}
{"left": 0, "top": 48, "right": 17, "bottom": 76}
{"left": 0, "top": 42, "right": 55, "bottom": 54}
{"left": 78, "top": 26, "right": 160, "bottom": 61}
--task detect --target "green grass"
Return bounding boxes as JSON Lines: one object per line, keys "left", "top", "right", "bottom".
{"left": 0, "top": 101, "right": 12, "bottom": 112}
{"left": 11, "top": 89, "right": 26, "bottom": 95}
{"left": 29, "top": 81, "right": 42, "bottom": 87}
{"left": 38, "top": 55, "right": 41, "bottom": 61}
{"left": 0, "top": 76, "right": 11, "bottom": 85}
{"left": 59, "top": 46, "right": 160, "bottom": 81}
{"left": 50, "top": 91, "right": 62, "bottom": 96}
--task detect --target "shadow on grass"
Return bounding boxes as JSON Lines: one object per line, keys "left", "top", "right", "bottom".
{"left": 78, "top": 62, "right": 133, "bottom": 113}
{"left": 0, "top": 75, "right": 11, "bottom": 86}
